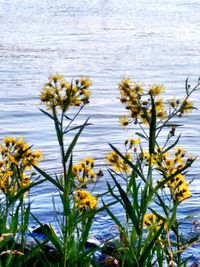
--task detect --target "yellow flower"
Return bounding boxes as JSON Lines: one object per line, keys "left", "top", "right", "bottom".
{"left": 0, "top": 170, "right": 13, "bottom": 194}
{"left": 167, "top": 173, "right": 185, "bottom": 189}
{"left": 118, "top": 78, "right": 132, "bottom": 91}
{"left": 3, "top": 137, "right": 16, "bottom": 145}
{"left": 79, "top": 76, "right": 92, "bottom": 88}
{"left": 105, "top": 151, "right": 119, "bottom": 165}
{"left": 49, "top": 73, "right": 64, "bottom": 83}
{"left": 155, "top": 99, "right": 164, "bottom": 110}
{"left": 77, "top": 176, "right": 88, "bottom": 183}
{"left": 105, "top": 150, "right": 131, "bottom": 174}
{"left": 0, "top": 233, "right": 13, "bottom": 242}
{"left": 180, "top": 101, "right": 193, "bottom": 115}
{"left": 129, "top": 137, "right": 140, "bottom": 147}
{"left": 21, "top": 173, "right": 31, "bottom": 187}
{"left": 119, "top": 116, "right": 131, "bottom": 128}
{"left": 133, "top": 84, "right": 144, "bottom": 95}
{"left": 157, "top": 111, "right": 167, "bottom": 120}
{"left": 149, "top": 84, "right": 165, "bottom": 96}
{"left": 72, "top": 164, "right": 80, "bottom": 175}
{"left": 173, "top": 182, "right": 191, "bottom": 202}
{"left": 175, "top": 147, "right": 186, "bottom": 156}
{"left": 88, "top": 169, "right": 96, "bottom": 180}
{"left": 74, "top": 190, "right": 97, "bottom": 210}
{"left": 72, "top": 157, "right": 99, "bottom": 185}
{"left": 144, "top": 213, "right": 163, "bottom": 230}
{"left": 84, "top": 157, "right": 94, "bottom": 166}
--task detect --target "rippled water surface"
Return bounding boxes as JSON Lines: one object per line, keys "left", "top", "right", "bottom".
{"left": 0, "top": 0, "right": 200, "bottom": 257}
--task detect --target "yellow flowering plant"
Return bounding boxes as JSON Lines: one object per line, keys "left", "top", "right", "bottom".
{"left": 0, "top": 136, "right": 44, "bottom": 265}
{"left": 33, "top": 74, "right": 107, "bottom": 267}
{"left": 104, "top": 77, "right": 200, "bottom": 266}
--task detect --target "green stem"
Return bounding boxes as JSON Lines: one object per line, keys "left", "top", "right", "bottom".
{"left": 20, "top": 197, "right": 25, "bottom": 252}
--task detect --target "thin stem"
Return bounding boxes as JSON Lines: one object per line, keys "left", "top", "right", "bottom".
{"left": 63, "top": 106, "right": 84, "bottom": 134}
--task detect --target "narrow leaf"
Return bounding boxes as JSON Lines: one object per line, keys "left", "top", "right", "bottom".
{"left": 111, "top": 173, "right": 141, "bottom": 235}
{"left": 64, "top": 118, "right": 90, "bottom": 163}
{"left": 39, "top": 108, "right": 55, "bottom": 121}
{"left": 149, "top": 94, "right": 156, "bottom": 154}
{"left": 33, "top": 165, "right": 63, "bottom": 191}
{"left": 163, "top": 134, "right": 181, "bottom": 154}
{"left": 9, "top": 178, "right": 46, "bottom": 206}
{"left": 109, "top": 144, "right": 144, "bottom": 180}
{"left": 135, "top": 132, "right": 148, "bottom": 140}
{"left": 64, "top": 123, "right": 93, "bottom": 134}
{"left": 185, "top": 77, "right": 189, "bottom": 95}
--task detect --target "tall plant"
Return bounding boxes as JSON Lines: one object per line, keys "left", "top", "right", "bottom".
{"left": 34, "top": 74, "right": 105, "bottom": 267}
{"left": 105, "top": 78, "right": 200, "bottom": 266}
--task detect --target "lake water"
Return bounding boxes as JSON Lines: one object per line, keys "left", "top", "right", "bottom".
{"left": 0, "top": 0, "right": 200, "bottom": 260}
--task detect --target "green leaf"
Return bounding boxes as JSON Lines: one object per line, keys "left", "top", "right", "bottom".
{"left": 63, "top": 123, "right": 92, "bottom": 134}
{"left": 110, "top": 171, "right": 141, "bottom": 235}
{"left": 78, "top": 217, "right": 93, "bottom": 253}
{"left": 52, "top": 107, "right": 62, "bottom": 146}
{"left": 31, "top": 213, "right": 62, "bottom": 256}
{"left": 149, "top": 94, "right": 156, "bottom": 154}
{"left": 161, "top": 123, "right": 183, "bottom": 128}
{"left": 10, "top": 202, "right": 21, "bottom": 233}
{"left": 163, "top": 134, "right": 181, "bottom": 154}
{"left": 154, "top": 193, "right": 169, "bottom": 216}
{"left": 39, "top": 108, "right": 56, "bottom": 122}
{"left": 23, "top": 202, "right": 31, "bottom": 234}
{"left": 135, "top": 132, "right": 148, "bottom": 140}
{"left": 76, "top": 199, "right": 118, "bottom": 224}
{"left": 64, "top": 118, "right": 90, "bottom": 163}
{"left": 33, "top": 165, "right": 63, "bottom": 191}
{"left": 139, "top": 224, "right": 164, "bottom": 266}
{"left": 9, "top": 177, "right": 46, "bottom": 206}
{"left": 168, "top": 203, "right": 178, "bottom": 228}
{"left": 106, "top": 180, "right": 123, "bottom": 205}
{"left": 102, "top": 199, "right": 124, "bottom": 230}
{"left": 128, "top": 171, "right": 140, "bottom": 216}
{"left": 185, "top": 77, "right": 189, "bottom": 95}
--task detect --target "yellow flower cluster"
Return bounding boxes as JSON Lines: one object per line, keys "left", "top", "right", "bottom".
{"left": 139, "top": 146, "right": 192, "bottom": 202}
{"left": 72, "top": 157, "right": 97, "bottom": 184}
{"left": 151, "top": 147, "right": 193, "bottom": 202}
{"left": 105, "top": 150, "right": 132, "bottom": 174}
{"left": 73, "top": 189, "right": 97, "bottom": 211}
{"left": 105, "top": 138, "right": 141, "bottom": 174}
{"left": 143, "top": 213, "right": 164, "bottom": 230}
{"left": 40, "top": 73, "right": 92, "bottom": 111}
{"left": 0, "top": 137, "right": 43, "bottom": 196}
{"left": 118, "top": 78, "right": 194, "bottom": 127}
{"left": 168, "top": 173, "right": 191, "bottom": 202}
{"left": 118, "top": 79, "right": 167, "bottom": 126}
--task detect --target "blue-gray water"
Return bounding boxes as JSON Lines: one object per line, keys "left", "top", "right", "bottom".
{"left": 0, "top": 0, "right": 200, "bottom": 260}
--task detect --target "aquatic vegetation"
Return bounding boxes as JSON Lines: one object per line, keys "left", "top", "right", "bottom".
{"left": 0, "top": 73, "right": 200, "bottom": 266}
